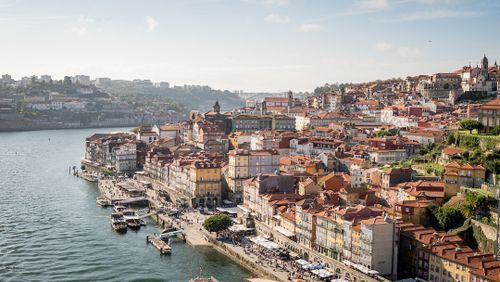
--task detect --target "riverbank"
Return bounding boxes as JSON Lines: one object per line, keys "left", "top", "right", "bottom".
{"left": 96, "top": 176, "right": 277, "bottom": 281}
{"left": 148, "top": 211, "right": 285, "bottom": 282}
{"left": 0, "top": 122, "right": 138, "bottom": 132}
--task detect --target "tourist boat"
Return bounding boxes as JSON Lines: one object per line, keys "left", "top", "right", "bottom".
{"left": 126, "top": 218, "right": 141, "bottom": 230}
{"left": 122, "top": 209, "right": 137, "bottom": 220}
{"left": 110, "top": 213, "right": 127, "bottom": 233}
{"left": 96, "top": 197, "right": 111, "bottom": 207}
{"left": 113, "top": 205, "right": 126, "bottom": 213}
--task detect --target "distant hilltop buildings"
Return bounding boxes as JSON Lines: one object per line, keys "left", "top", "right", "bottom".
{"left": 407, "top": 54, "right": 499, "bottom": 101}
{"left": 0, "top": 73, "right": 171, "bottom": 90}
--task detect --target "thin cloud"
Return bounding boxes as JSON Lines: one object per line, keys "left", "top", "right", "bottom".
{"left": 373, "top": 41, "right": 422, "bottom": 58}
{"left": 333, "top": 0, "right": 391, "bottom": 17}
{"left": 397, "top": 46, "right": 422, "bottom": 58}
{"left": 265, "top": 13, "right": 290, "bottom": 24}
{"left": 243, "top": 0, "right": 289, "bottom": 6}
{"left": 264, "top": 0, "right": 289, "bottom": 5}
{"left": 373, "top": 41, "right": 393, "bottom": 51}
{"left": 357, "top": 0, "right": 390, "bottom": 11}
{"left": 65, "top": 27, "right": 89, "bottom": 36}
{"left": 298, "top": 23, "right": 323, "bottom": 32}
{"left": 146, "top": 17, "right": 158, "bottom": 31}
{"left": 390, "top": 10, "right": 480, "bottom": 22}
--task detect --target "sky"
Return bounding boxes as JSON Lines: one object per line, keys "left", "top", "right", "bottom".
{"left": 0, "top": 0, "right": 499, "bottom": 92}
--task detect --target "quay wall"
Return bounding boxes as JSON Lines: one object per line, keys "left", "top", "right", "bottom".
{"left": 203, "top": 233, "right": 287, "bottom": 282}
{"left": 148, "top": 212, "right": 284, "bottom": 281}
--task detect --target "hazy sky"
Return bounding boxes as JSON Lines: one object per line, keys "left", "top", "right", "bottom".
{"left": 0, "top": 0, "right": 499, "bottom": 92}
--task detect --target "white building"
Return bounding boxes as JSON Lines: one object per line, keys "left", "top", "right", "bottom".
{"left": 50, "top": 100, "right": 63, "bottom": 110}
{"left": 95, "top": 77, "right": 111, "bottom": 88}
{"left": 295, "top": 115, "right": 310, "bottom": 131}
{"left": 153, "top": 124, "right": 183, "bottom": 139}
{"left": 155, "top": 82, "right": 170, "bottom": 89}
{"left": 358, "top": 217, "right": 397, "bottom": 276}
{"left": 369, "top": 149, "right": 407, "bottom": 165}
{"left": 137, "top": 131, "right": 158, "bottom": 144}
{"left": 63, "top": 101, "right": 86, "bottom": 111}
{"left": 380, "top": 108, "right": 418, "bottom": 128}
{"left": 72, "top": 75, "right": 91, "bottom": 85}
{"left": 290, "top": 138, "right": 313, "bottom": 156}
{"left": 114, "top": 142, "right": 137, "bottom": 173}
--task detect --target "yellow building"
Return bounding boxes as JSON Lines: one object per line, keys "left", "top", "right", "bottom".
{"left": 226, "top": 150, "right": 250, "bottom": 204}
{"left": 399, "top": 223, "right": 500, "bottom": 282}
{"left": 189, "top": 160, "right": 222, "bottom": 208}
{"left": 443, "top": 162, "right": 486, "bottom": 197}
{"left": 428, "top": 243, "right": 500, "bottom": 282}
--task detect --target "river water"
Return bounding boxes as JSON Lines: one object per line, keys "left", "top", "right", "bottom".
{"left": 0, "top": 128, "right": 251, "bottom": 282}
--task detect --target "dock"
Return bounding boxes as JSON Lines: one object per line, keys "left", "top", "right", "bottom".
{"left": 147, "top": 235, "right": 172, "bottom": 255}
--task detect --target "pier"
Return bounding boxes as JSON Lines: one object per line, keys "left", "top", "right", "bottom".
{"left": 147, "top": 235, "right": 172, "bottom": 255}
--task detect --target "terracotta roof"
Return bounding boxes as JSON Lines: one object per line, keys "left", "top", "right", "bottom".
{"left": 445, "top": 161, "right": 486, "bottom": 170}
{"left": 442, "top": 146, "right": 465, "bottom": 156}
{"left": 481, "top": 99, "right": 500, "bottom": 110}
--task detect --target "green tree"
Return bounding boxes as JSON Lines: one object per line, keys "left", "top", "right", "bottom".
{"left": 203, "top": 214, "right": 233, "bottom": 235}
{"left": 490, "top": 125, "right": 500, "bottom": 135}
{"left": 446, "top": 133, "right": 456, "bottom": 145}
{"left": 429, "top": 205, "right": 465, "bottom": 231}
{"left": 463, "top": 192, "right": 489, "bottom": 218}
{"left": 375, "top": 130, "right": 394, "bottom": 137}
{"left": 459, "top": 119, "right": 483, "bottom": 134}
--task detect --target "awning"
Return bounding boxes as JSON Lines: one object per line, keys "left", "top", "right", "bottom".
{"left": 229, "top": 224, "right": 254, "bottom": 232}
{"left": 275, "top": 226, "right": 295, "bottom": 238}
{"left": 249, "top": 236, "right": 279, "bottom": 250}
{"left": 342, "top": 260, "right": 353, "bottom": 266}
{"left": 295, "top": 259, "right": 309, "bottom": 266}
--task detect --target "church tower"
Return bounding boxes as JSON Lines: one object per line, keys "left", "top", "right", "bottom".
{"left": 482, "top": 54, "right": 489, "bottom": 70}
{"left": 213, "top": 100, "right": 220, "bottom": 113}
{"left": 287, "top": 90, "right": 293, "bottom": 108}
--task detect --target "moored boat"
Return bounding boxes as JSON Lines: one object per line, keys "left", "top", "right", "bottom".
{"left": 111, "top": 212, "right": 127, "bottom": 233}
{"left": 96, "top": 197, "right": 111, "bottom": 207}
{"left": 126, "top": 218, "right": 141, "bottom": 230}
{"left": 113, "top": 205, "right": 126, "bottom": 213}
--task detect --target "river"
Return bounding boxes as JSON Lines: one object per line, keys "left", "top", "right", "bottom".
{"left": 0, "top": 128, "right": 251, "bottom": 282}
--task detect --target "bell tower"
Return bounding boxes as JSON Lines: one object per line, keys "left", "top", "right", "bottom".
{"left": 213, "top": 100, "right": 220, "bottom": 114}
{"left": 481, "top": 54, "right": 489, "bottom": 70}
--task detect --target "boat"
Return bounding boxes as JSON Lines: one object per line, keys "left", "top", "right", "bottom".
{"left": 122, "top": 209, "right": 142, "bottom": 230}
{"left": 78, "top": 171, "right": 98, "bottom": 182}
{"left": 113, "top": 205, "right": 126, "bottom": 213}
{"left": 96, "top": 197, "right": 111, "bottom": 207}
{"left": 111, "top": 212, "right": 127, "bottom": 233}
{"left": 122, "top": 209, "right": 137, "bottom": 220}
{"left": 126, "top": 218, "right": 141, "bottom": 230}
